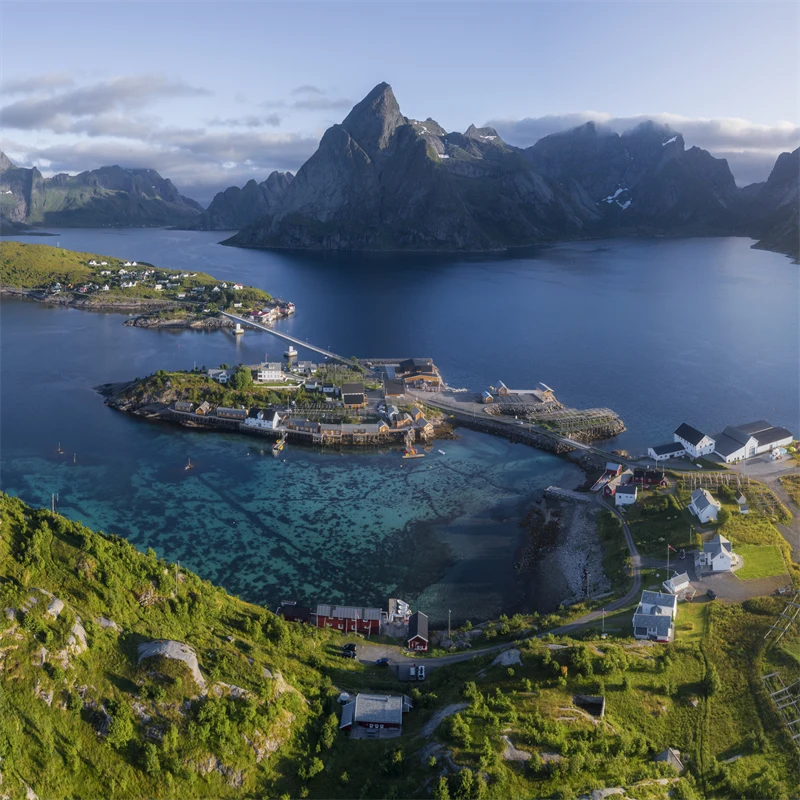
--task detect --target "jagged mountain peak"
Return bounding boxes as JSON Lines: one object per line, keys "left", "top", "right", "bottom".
{"left": 464, "top": 124, "right": 501, "bottom": 141}
{"left": 0, "top": 151, "right": 17, "bottom": 171}
{"left": 341, "top": 82, "right": 406, "bottom": 154}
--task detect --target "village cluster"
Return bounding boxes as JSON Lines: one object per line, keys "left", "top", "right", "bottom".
{"left": 275, "top": 598, "right": 429, "bottom": 738}
{"left": 171, "top": 358, "right": 443, "bottom": 445}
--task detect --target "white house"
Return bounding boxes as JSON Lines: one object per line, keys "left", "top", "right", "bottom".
{"left": 101, "top": 284, "right": 110, "bottom": 292}
{"left": 615, "top": 484, "right": 638, "bottom": 507}
{"left": 251, "top": 362, "right": 284, "bottom": 383}
{"left": 88, "top": 260, "right": 98, "bottom": 266}
{"left": 689, "top": 488, "right": 721, "bottom": 524}
{"left": 233, "top": 283, "right": 244, "bottom": 290}
{"left": 662, "top": 572, "right": 691, "bottom": 595}
{"left": 713, "top": 421, "right": 793, "bottom": 463}
{"left": 154, "top": 284, "right": 163, "bottom": 291}
{"left": 207, "top": 368, "right": 232, "bottom": 384}
{"left": 674, "top": 423, "right": 716, "bottom": 459}
{"left": 243, "top": 410, "right": 283, "bottom": 431}
{"left": 648, "top": 442, "right": 686, "bottom": 461}
{"left": 633, "top": 590, "right": 678, "bottom": 642}
{"left": 698, "top": 534, "right": 734, "bottom": 572}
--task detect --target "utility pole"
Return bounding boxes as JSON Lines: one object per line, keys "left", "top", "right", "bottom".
{"left": 448, "top": 609, "right": 451, "bottom": 641}
{"left": 602, "top": 608, "right": 605, "bottom": 634}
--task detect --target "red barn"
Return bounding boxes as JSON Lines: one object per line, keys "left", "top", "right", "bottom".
{"left": 315, "top": 604, "right": 382, "bottom": 635}
{"left": 407, "top": 611, "right": 429, "bottom": 652}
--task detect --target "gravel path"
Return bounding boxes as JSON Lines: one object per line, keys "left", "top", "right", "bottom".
{"left": 417, "top": 703, "right": 469, "bottom": 738}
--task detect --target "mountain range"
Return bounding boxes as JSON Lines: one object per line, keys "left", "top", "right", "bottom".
{"left": 224, "top": 83, "right": 798, "bottom": 258}
{"left": 0, "top": 153, "right": 202, "bottom": 229}
{"left": 2, "top": 83, "right": 797, "bottom": 258}
{"left": 185, "top": 171, "right": 293, "bottom": 231}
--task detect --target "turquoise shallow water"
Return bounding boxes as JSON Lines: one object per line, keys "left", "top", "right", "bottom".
{"left": 3, "top": 230, "right": 797, "bottom": 622}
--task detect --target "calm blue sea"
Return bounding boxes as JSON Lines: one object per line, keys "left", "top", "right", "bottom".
{"left": 2, "top": 230, "right": 797, "bottom": 621}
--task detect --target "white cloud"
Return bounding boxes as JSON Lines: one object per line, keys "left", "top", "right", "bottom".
{"left": 485, "top": 111, "right": 800, "bottom": 184}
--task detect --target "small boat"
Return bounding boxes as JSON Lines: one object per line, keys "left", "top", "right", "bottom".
{"left": 185, "top": 458, "right": 194, "bottom": 471}
{"left": 273, "top": 436, "right": 286, "bottom": 452}
{"left": 73, "top": 454, "right": 76, "bottom": 465}
{"left": 402, "top": 446, "right": 425, "bottom": 460}
{"left": 57, "top": 442, "right": 64, "bottom": 454}
{"left": 438, "top": 449, "right": 446, "bottom": 455}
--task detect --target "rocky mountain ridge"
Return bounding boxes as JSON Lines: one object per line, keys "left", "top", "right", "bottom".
{"left": 185, "top": 171, "right": 293, "bottom": 231}
{"left": 224, "top": 83, "right": 798, "bottom": 258}
{"left": 0, "top": 154, "right": 202, "bottom": 228}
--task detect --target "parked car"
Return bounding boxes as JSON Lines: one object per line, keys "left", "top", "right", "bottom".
{"left": 417, "top": 665, "right": 426, "bottom": 681}
{"left": 339, "top": 650, "right": 357, "bottom": 659}
{"left": 343, "top": 643, "right": 357, "bottom": 652}
{"left": 706, "top": 589, "right": 717, "bottom": 600}
{"left": 375, "top": 657, "right": 389, "bottom": 667}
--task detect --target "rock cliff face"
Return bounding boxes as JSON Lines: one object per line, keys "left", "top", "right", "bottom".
{"left": 186, "top": 171, "right": 293, "bottom": 230}
{"left": 738, "top": 148, "right": 799, "bottom": 259}
{"left": 0, "top": 154, "right": 202, "bottom": 227}
{"left": 225, "top": 83, "right": 794, "bottom": 254}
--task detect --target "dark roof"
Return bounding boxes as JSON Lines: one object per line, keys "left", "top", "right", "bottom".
{"left": 341, "top": 382, "right": 365, "bottom": 394}
{"left": 633, "top": 612, "right": 672, "bottom": 638}
{"left": 721, "top": 425, "right": 752, "bottom": 445}
{"left": 408, "top": 611, "right": 429, "bottom": 642}
{"left": 753, "top": 426, "right": 792, "bottom": 446}
{"left": 399, "top": 358, "right": 434, "bottom": 374}
{"left": 383, "top": 378, "right": 405, "bottom": 396}
{"left": 634, "top": 468, "right": 666, "bottom": 481}
{"left": 650, "top": 442, "right": 685, "bottom": 456}
{"left": 278, "top": 605, "right": 311, "bottom": 622}
{"left": 342, "top": 393, "right": 366, "bottom": 405}
{"left": 674, "top": 423, "right": 707, "bottom": 446}
{"left": 617, "top": 484, "right": 637, "bottom": 495}
{"left": 713, "top": 431, "right": 747, "bottom": 456}
{"left": 734, "top": 420, "right": 771, "bottom": 436}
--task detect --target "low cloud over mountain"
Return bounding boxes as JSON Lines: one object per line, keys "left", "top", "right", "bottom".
{"left": 486, "top": 112, "right": 800, "bottom": 187}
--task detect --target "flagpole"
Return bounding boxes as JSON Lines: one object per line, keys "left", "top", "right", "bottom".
{"left": 667, "top": 543, "right": 670, "bottom": 573}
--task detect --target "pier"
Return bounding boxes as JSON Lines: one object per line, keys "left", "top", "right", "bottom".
{"left": 218, "top": 312, "right": 357, "bottom": 367}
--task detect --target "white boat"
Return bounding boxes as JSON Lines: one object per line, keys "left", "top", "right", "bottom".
{"left": 438, "top": 449, "right": 446, "bottom": 455}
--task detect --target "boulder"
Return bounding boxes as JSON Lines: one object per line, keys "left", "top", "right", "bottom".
{"left": 491, "top": 649, "right": 522, "bottom": 668}
{"left": 137, "top": 640, "right": 206, "bottom": 690}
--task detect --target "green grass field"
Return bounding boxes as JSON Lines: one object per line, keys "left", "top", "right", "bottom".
{"left": 735, "top": 545, "right": 788, "bottom": 580}
{"left": 624, "top": 491, "right": 696, "bottom": 557}
{"left": 778, "top": 474, "right": 800, "bottom": 508}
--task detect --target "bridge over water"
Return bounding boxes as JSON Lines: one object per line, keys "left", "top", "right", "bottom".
{"left": 218, "top": 312, "right": 358, "bottom": 367}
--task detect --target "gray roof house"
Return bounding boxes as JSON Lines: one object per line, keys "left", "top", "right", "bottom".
{"left": 689, "top": 488, "right": 721, "bottom": 523}
{"left": 339, "top": 693, "right": 413, "bottom": 738}
{"left": 633, "top": 590, "right": 677, "bottom": 642}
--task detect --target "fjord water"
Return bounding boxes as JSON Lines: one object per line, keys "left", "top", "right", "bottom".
{"left": 2, "top": 230, "right": 797, "bottom": 621}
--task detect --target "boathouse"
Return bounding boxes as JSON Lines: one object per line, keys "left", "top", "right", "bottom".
{"left": 407, "top": 611, "right": 429, "bottom": 651}
{"left": 195, "top": 401, "right": 212, "bottom": 416}
{"left": 216, "top": 407, "right": 247, "bottom": 421}
{"left": 174, "top": 401, "right": 194, "bottom": 413}
{"left": 633, "top": 468, "right": 668, "bottom": 487}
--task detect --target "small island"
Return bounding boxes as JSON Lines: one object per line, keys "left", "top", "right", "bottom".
{"left": 0, "top": 242, "right": 289, "bottom": 330}
{"left": 97, "top": 362, "right": 453, "bottom": 449}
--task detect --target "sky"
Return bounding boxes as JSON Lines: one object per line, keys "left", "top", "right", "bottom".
{"left": 1, "top": 1, "right": 798, "bottom": 205}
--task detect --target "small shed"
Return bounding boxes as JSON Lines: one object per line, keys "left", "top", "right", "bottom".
{"left": 195, "top": 401, "right": 212, "bottom": 416}
{"left": 655, "top": 747, "right": 685, "bottom": 773}
{"left": 482, "top": 391, "right": 493, "bottom": 404}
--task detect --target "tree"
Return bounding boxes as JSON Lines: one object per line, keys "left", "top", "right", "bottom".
{"left": 447, "top": 714, "right": 472, "bottom": 747}
{"left": 106, "top": 702, "right": 135, "bottom": 749}
{"left": 433, "top": 776, "right": 451, "bottom": 800}
{"left": 703, "top": 664, "right": 720, "bottom": 696}
{"left": 230, "top": 365, "right": 252, "bottom": 391}
{"left": 319, "top": 712, "right": 338, "bottom": 750}
{"left": 143, "top": 742, "right": 161, "bottom": 775}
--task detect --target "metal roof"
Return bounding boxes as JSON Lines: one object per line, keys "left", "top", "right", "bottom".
{"left": 316, "top": 605, "right": 382, "bottom": 621}
{"left": 703, "top": 534, "right": 732, "bottom": 557}
{"left": 353, "top": 694, "right": 405, "bottom": 725}
{"left": 651, "top": 442, "right": 685, "bottom": 456}
{"left": 640, "top": 590, "right": 677, "bottom": 609}
{"left": 408, "top": 611, "right": 429, "bottom": 641}
{"left": 674, "top": 423, "right": 708, "bottom": 446}
{"left": 633, "top": 612, "right": 673, "bottom": 638}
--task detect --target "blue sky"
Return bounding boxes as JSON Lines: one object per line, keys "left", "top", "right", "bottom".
{"left": 1, "top": 1, "right": 798, "bottom": 203}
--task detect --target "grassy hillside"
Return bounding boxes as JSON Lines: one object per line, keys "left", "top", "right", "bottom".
{"left": 2, "top": 492, "right": 797, "bottom": 800}
{"left": 0, "top": 242, "right": 272, "bottom": 307}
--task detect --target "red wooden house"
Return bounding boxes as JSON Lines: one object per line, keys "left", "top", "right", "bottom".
{"left": 633, "top": 468, "right": 668, "bottom": 487}
{"left": 407, "top": 611, "right": 429, "bottom": 652}
{"left": 315, "top": 604, "right": 382, "bottom": 635}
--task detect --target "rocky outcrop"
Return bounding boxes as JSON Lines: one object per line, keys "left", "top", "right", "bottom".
{"left": 186, "top": 172, "right": 293, "bottom": 230}
{"left": 0, "top": 152, "right": 202, "bottom": 227}
{"left": 137, "top": 640, "right": 206, "bottom": 690}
